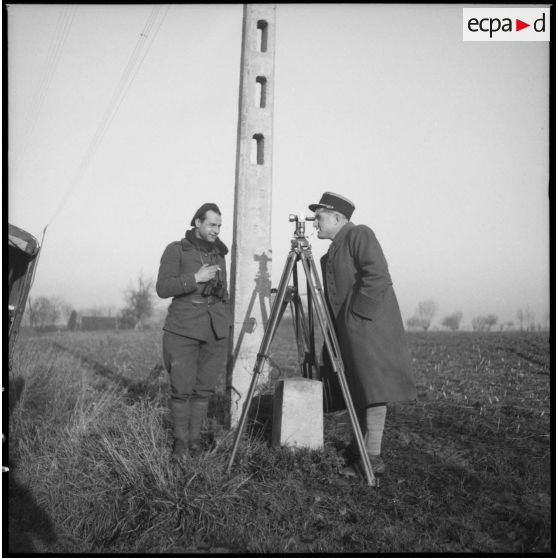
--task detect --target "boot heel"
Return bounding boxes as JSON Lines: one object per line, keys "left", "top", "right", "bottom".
{"left": 172, "top": 439, "right": 190, "bottom": 461}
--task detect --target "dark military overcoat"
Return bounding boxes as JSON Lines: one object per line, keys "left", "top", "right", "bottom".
{"left": 156, "top": 230, "right": 232, "bottom": 341}
{"left": 320, "top": 222, "right": 416, "bottom": 408}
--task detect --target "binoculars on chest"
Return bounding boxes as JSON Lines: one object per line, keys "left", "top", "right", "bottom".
{"left": 201, "top": 269, "right": 226, "bottom": 299}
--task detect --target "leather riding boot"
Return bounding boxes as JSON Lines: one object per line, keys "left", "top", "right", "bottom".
{"left": 189, "top": 398, "right": 209, "bottom": 457}
{"left": 170, "top": 398, "right": 190, "bottom": 460}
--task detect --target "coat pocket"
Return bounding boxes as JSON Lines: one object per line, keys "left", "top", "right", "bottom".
{"left": 351, "top": 289, "right": 387, "bottom": 321}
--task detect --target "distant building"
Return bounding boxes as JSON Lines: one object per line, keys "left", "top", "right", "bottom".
{"left": 80, "top": 316, "right": 119, "bottom": 331}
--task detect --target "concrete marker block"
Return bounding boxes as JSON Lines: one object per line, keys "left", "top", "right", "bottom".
{"left": 272, "top": 378, "right": 324, "bottom": 449}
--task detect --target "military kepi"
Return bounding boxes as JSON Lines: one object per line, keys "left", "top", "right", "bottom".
{"left": 190, "top": 203, "right": 221, "bottom": 226}
{"left": 309, "top": 192, "right": 355, "bottom": 220}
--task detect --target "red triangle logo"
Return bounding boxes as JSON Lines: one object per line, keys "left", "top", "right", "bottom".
{"left": 516, "top": 19, "right": 530, "bottom": 31}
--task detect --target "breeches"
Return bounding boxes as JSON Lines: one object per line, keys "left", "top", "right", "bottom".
{"left": 163, "top": 330, "right": 228, "bottom": 401}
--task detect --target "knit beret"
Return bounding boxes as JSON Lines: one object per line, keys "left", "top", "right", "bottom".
{"left": 190, "top": 203, "right": 221, "bottom": 227}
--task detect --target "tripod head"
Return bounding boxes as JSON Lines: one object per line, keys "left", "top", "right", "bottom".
{"left": 289, "top": 213, "right": 315, "bottom": 250}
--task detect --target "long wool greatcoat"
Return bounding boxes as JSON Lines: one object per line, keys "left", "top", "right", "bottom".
{"left": 320, "top": 222, "right": 416, "bottom": 408}
{"left": 156, "top": 230, "right": 232, "bottom": 341}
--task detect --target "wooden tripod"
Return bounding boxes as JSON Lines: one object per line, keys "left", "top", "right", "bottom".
{"left": 226, "top": 216, "right": 377, "bottom": 487}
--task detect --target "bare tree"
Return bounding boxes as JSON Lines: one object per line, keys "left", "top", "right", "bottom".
{"left": 485, "top": 314, "right": 498, "bottom": 331}
{"left": 416, "top": 300, "right": 438, "bottom": 331}
{"left": 67, "top": 310, "right": 78, "bottom": 331}
{"left": 471, "top": 314, "right": 498, "bottom": 331}
{"left": 441, "top": 311, "right": 463, "bottom": 331}
{"left": 121, "top": 272, "right": 154, "bottom": 329}
{"left": 405, "top": 316, "right": 422, "bottom": 331}
{"left": 517, "top": 306, "right": 535, "bottom": 331}
{"left": 28, "top": 296, "right": 51, "bottom": 328}
{"left": 52, "top": 297, "right": 73, "bottom": 324}
{"left": 516, "top": 308, "right": 524, "bottom": 331}
{"left": 471, "top": 315, "right": 486, "bottom": 331}
{"left": 524, "top": 307, "right": 536, "bottom": 331}
{"left": 26, "top": 297, "right": 37, "bottom": 328}
{"left": 27, "top": 296, "right": 69, "bottom": 328}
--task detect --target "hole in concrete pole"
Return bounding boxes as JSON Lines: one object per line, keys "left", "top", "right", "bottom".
{"left": 257, "top": 20, "right": 268, "bottom": 52}
{"left": 255, "top": 76, "right": 267, "bottom": 108}
{"left": 251, "top": 134, "right": 264, "bottom": 165}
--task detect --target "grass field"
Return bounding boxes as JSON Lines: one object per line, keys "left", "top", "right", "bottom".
{"left": 7, "top": 326, "right": 552, "bottom": 553}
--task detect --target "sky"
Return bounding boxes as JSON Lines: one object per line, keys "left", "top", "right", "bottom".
{"left": 6, "top": 3, "right": 551, "bottom": 329}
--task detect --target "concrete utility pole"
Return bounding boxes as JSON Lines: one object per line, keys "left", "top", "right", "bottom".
{"left": 228, "top": 4, "right": 276, "bottom": 427}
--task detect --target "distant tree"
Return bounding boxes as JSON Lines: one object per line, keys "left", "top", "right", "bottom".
{"left": 405, "top": 316, "right": 422, "bottom": 330}
{"left": 121, "top": 272, "right": 154, "bottom": 329}
{"left": 471, "top": 314, "right": 498, "bottom": 332}
{"left": 471, "top": 316, "right": 481, "bottom": 331}
{"left": 119, "top": 307, "right": 138, "bottom": 329}
{"left": 517, "top": 306, "right": 535, "bottom": 331}
{"left": 441, "top": 311, "right": 463, "bottom": 331}
{"left": 525, "top": 307, "right": 537, "bottom": 331}
{"left": 67, "top": 310, "right": 78, "bottom": 331}
{"left": 27, "top": 297, "right": 38, "bottom": 328}
{"left": 472, "top": 315, "right": 487, "bottom": 331}
{"left": 527, "top": 309, "right": 537, "bottom": 329}
{"left": 52, "top": 297, "right": 73, "bottom": 324}
{"left": 416, "top": 300, "right": 438, "bottom": 331}
{"left": 516, "top": 308, "right": 524, "bottom": 330}
{"left": 485, "top": 314, "right": 498, "bottom": 331}
{"left": 28, "top": 296, "right": 61, "bottom": 328}
{"left": 505, "top": 321, "right": 515, "bottom": 330}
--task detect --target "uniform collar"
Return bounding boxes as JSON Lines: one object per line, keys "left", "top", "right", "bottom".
{"left": 329, "top": 221, "right": 354, "bottom": 252}
{"left": 182, "top": 228, "right": 229, "bottom": 255}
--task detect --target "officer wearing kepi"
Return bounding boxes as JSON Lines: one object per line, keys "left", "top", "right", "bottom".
{"left": 308, "top": 192, "right": 416, "bottom": 476}
{"left": 156, "top": 203, "right": 232, "bottom": 460}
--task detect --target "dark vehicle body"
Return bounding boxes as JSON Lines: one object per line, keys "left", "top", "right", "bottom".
{"left": 8, "top": 223, "right": 40, "bottom": 364}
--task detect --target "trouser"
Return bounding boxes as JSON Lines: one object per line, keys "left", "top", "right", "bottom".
{"left": 162, "top": 330, "right": 228, "bottom": 401}
{"left": 163, "top": 330, "right": 228, "bottom": 445}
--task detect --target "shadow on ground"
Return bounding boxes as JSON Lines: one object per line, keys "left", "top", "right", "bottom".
{"left": 8, "top": 377, "right": 59, "bottom": 553}
{"left": 51, "top": 341, "right": 166, "bottom": 404}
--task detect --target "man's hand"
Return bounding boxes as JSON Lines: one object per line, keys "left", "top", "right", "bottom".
{"left": 195, "top": 264, "right": 221, "bottom": 283}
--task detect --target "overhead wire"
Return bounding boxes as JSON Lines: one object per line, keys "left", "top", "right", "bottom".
{"left": 46, "top": 4, "right": 170, "bottom": 229}
{"left": 98, "top": 5, "right": 169, "bottom": 159}
{"left": 11, "top": 5, "right": 76, "bottom": 176}
{"left": 10, "top": 4, "right": 170, "bottom": 305}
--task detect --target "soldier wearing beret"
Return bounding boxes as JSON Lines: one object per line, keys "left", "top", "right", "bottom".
{"left": 308, "top": 192, "right": 416, "bottom": 476}
{"left": 156, "top": 203, "right": 232, "bottom": 460}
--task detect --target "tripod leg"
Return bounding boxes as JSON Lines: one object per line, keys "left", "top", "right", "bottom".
{"left": 307, "top": 281, "right": 317, "bottom": 379}
{"left": 291, "top": 294, "right": 318, "bottom": 379}
{"left": 226, "top": 250, "right": 299, "bottom": 474}
{"left": 290, "top": 265, "right": 316, "bottom": 375}
{"left": 289, "top": 295, "right": 307, "bottom": 377}
{"left": 288, "top": 267, "right": 305, "bottom": 375}
{"left": 299, "top": 251, "right": 377, "bottom": 487}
